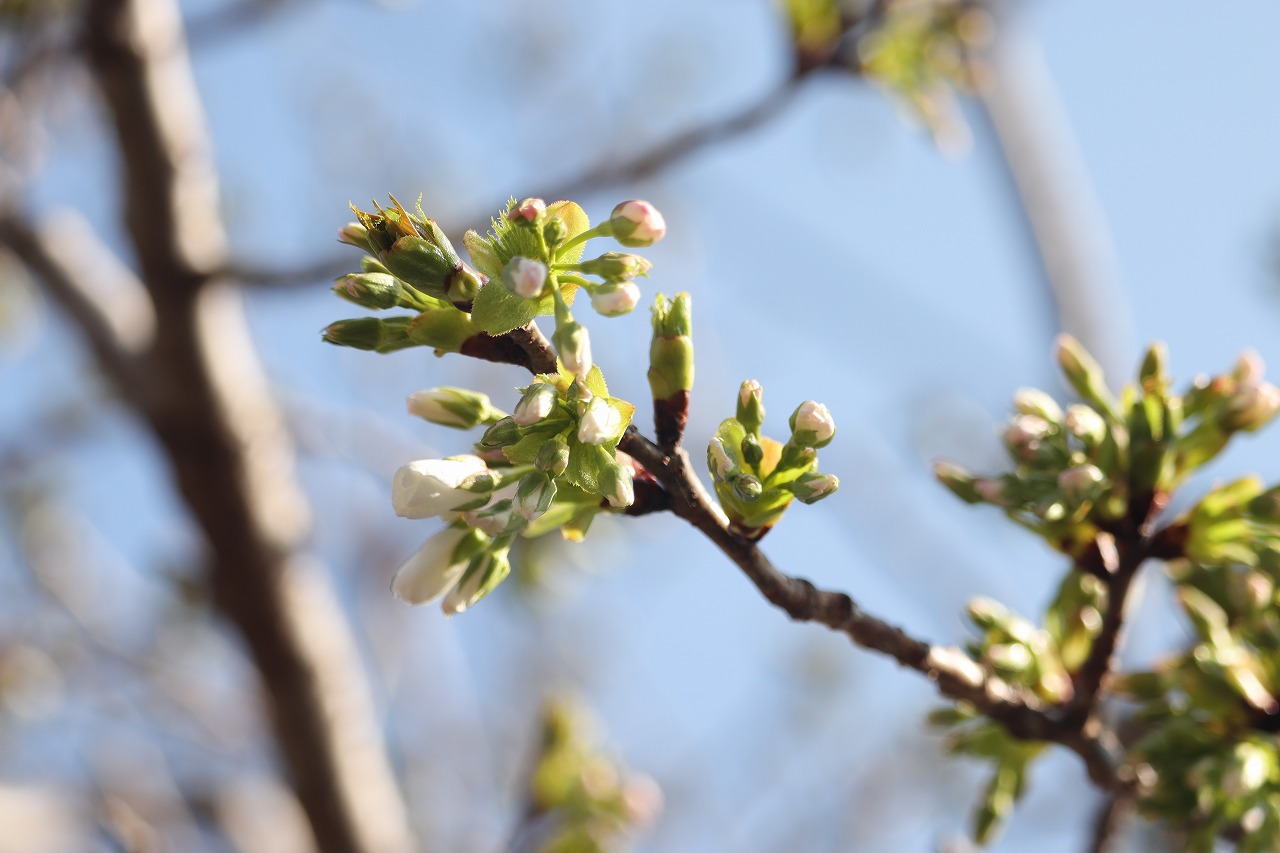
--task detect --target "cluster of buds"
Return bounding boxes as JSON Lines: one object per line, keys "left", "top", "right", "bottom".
{"left": 526, "top": 697, "right": 663, "bottom": 849}
{"left": 341, "top": 196, "right": 483, "bottom": 307}
{"left": 935, "top": 337, "right": 1280, "bottom": 562}
{"left": 927, "top": 572, "right": 1106, "bottom": 844}
{"left": 389, "top": 453, "right": 523, "bottom": 614}
{"left": 706, "top": 381, "right": 838, "bottom": 539}
{"left": 460, "top": 196, "right": 665, "bottom": 383}
{"left": 1118, "top": 575, "right": 1280, "bottom": 848}
{"left": 388, "top": 367, "right": 638, "bottom": 613}
{"left": 480, "top": 368, "right": 636, "bottom": 513}
{"left": 323, "top": 195, "right": 666, "bottom": 374}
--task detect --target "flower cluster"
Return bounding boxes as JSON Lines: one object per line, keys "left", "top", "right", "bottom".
{"left": 327, "top": 195, "right": 667, "bottom": 613}
{"left": 706, "top": 380, "right": 839, "bottom": 539}
{"left": 935, "top": 337, "right": 1280, "bottom": 563}
{"left": 931, "top": 337, "right": 1280, "bottom": 847}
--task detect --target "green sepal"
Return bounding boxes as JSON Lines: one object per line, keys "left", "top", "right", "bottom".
{"left": 502, "top": 418, "right": 574, "bottom": 465}
{"left": 322, "top": 316, "right": 421, "bottom": 353}
{"left": 380, "top": 235, "right": 455, "bottom": 296}
{"left": 407, "top": 308, "right": 479, "bottom": 352}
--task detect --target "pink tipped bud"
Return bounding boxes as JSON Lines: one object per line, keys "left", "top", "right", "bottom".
{"left": 507, "top": 197, "right": 547, "bottom": 223}
{"left": 609, "top": 200, "right": 666, "bottom": 248}
{"left": 503, "top": 256, "right": 548, "bottom": 299}
{"left": 590, "top": 281, "right": 641, "bottom": 317}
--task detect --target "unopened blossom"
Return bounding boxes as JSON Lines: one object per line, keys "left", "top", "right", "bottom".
{"left": 609, "top": 200, "right": 666, "bottom": 247}
{"left": 578, "top": 397, "right": 621, "bottom": 445}
{"left": 513, "top": 383, "right": 558, "bottom": 427}
{"left": 590, "top": 282, "right": 641, "bottom": 317}
{"left": 391, "top": 527, "right": 470, "bottom": 605}
{"left": 507, "top": 197, "right": 547, "bottom": 223}
{"left": 391, "top": 455, "right": 488, "bottom": 519}
{"left": 503, "top": 256, "right": 548, "bottom": 299}
{"left": 406, "top": 387, "right": 495, "bottom": 429}
{"left": 790, "top": 401, "right": 836, "bottom": 448}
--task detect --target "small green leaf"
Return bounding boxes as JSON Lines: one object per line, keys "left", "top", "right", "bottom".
{"left": 565, "top": 440, "right": 614, "bottom": 494}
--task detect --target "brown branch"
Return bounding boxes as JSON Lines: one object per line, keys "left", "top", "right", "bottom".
{"left": 0, "top": 210, "right": 153, "bottom": 386}
{"left": 75, "top": 1, "right": 414, "bottom": 851}
{"left": 616, "top": 426, "right": 1128, "bottom": 791}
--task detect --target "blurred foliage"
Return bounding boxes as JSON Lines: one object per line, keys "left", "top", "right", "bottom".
{"left": 935, "top": 339, "right": 1280, "bottom": 847}
{"left": 521, "top": 696, "right": 660, "bottom": 853}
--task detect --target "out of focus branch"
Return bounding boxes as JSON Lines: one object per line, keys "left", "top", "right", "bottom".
{"left": 968, "top": 15, "right": 1132, "bottom": 376}
{"left": 36, "top": 1, "right": 419, "bottom": 851}
{"left": 0, "top": 210, "right": 153, "bottom": 384}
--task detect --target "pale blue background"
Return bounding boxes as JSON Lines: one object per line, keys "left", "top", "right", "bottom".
{"left": 5, "top": 0, "right": 1280, "bottom": 850}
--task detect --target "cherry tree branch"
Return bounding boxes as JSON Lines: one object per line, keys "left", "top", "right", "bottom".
{"left": 49, "top": 1, "right": 419, "bottom": 850}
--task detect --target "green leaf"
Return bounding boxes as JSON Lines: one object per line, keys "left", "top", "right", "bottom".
{"left": 547, "top": 200, "right": 590, "bottom": 265}
{"left": 565, "top": 440, "right": 614, "bottom": 494}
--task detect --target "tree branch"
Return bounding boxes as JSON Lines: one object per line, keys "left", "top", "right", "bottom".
{"left": 0, "top": 210, "right": 153, "bottom": 385}
{"left": 76, "top": 0, "right": 414, "bottom": 850}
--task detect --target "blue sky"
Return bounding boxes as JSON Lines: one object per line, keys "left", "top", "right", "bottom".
{"left": 6, "top": 0, "right": 1280, "bottom": 849}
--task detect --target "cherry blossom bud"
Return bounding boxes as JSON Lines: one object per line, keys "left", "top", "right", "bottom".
{"left": 733, "top": 475, "right": 763, "bottom": 502}
{"left": 392, "top": 455, "right": 489, "bottom": 519}
{"left": 1058, "top": 464, "right": 1105, "bottom": 503}
{"left": 514, "top": 472, "right": 557, "bottom": 520}
{"left": 337, "top": 222, "right": 370, "bottom": 249}
{"left": 789, "top": 401, "right": 836, "bottom": 448}
{"left": 590, "top": 282, "right": 641, "bottom": 317}
{"left": 535, "top": 436, "right": 571, "bottom": 476}
{"left": 737, "top": 380, "right": 765, "bottom": 435}
{"left": 554, "top": 320, "right": 593, "bottom": 381}
{"left": 391, "top": 527, "right": 472, "bottom": 605}
{"left": 1003, "top": 414, "right": 1053, "bottom": 461}
{"left": 480, "top": 417, "right": 521, "bottom": 448}
{"left": 608, "top": 200, "right": 666, "bottom": 247}
{"left": 503, "top": 256, "right": 548, "bottom": 299}
{"left": 507, "top": 197, "right": 547, "bottom": 223}
{"left": 332, "top": 272, "right": 405, "bottom": 310}
{"left": 788, "top": 471, "right": 839, "bottom": 504}
{"left": 406, "top": 387, "right": 498, "bottom": 429}
{"left": 513, "top": 383, "right": 559, "bottom": 427}
{"left": 707, "top": 438, "right": 739, "bottom": 482}
{"left": 442, "top": 550, "right": 511, "bottom": 617}
{"left": 1013, "top": 388, "right": 1063, "bottom": 424}
{"left": 575, "top": 252, "right": 653, "bottom": 281}
{"left": 578, "top": 397, "right": 622, "bottom": 445}
{"left": 601, "top": 462, "right": 635, "bottom": 508}
{"left": 1065, "top": 404, "right": 1107, "bottom": 446}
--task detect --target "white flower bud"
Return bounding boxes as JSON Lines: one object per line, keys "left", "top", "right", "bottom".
{"left": 406, "top": 387, "right": 495, "bottom": 429}
{"left": 789, "top": 401, "right": 836, "bottom": 448}
{"left": 707, "top": 438, "right": 738, "bottom": 481}
{"left": 391, "top": 527, "right": 470, "bottom": 605}
{"left": 1013, "top": 388, "right": 1063, "bottom": 423}
{"left": 391, "top": 455, "right": 488, "bottom": 519}
{"left": 503, "top": 256, "right": 548, "bottom": 299}
{"left": 577, "top": 397, "right": 621, "bottom": 445}
{"left": 590, "top": 281, "right": 641, "bottom": 317}
{"left": 513, "top": 383, "right": 558, "bottom": 427}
